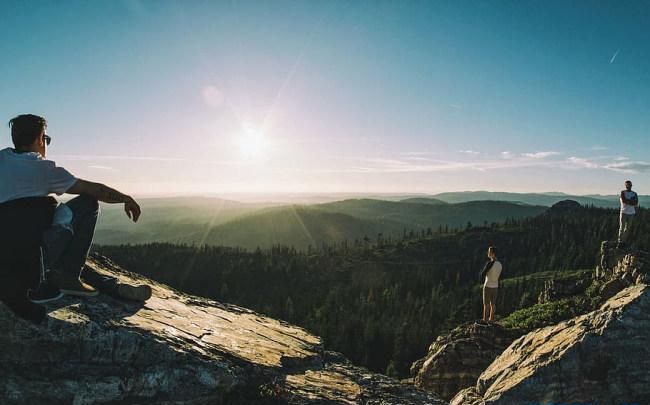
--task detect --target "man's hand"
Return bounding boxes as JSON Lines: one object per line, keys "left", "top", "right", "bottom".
{"left": 124, "top": 197, "right": 141, "bottom": 222}
{"left": 67, "top": 179, "right": 142, "bottom": 222}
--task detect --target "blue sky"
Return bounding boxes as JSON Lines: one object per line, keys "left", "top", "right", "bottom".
{"left": 1, "top": 1, "right": 648, "bottom": 195}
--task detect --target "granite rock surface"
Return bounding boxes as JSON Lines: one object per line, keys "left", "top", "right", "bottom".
{"left": 451, "top": 284, "right": 650, "bottom": 405}
{"left": 1, "top": 255, "right": 447, "bottom": 405}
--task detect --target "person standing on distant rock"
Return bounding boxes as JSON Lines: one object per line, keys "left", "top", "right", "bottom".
{"left": 617, "top": 180, "right": 638, "bottom": 249}
{"left": 478, "top": 246, "right": 502, "bottom": 325}
{"left": 0, "top": 114, "right": 152, "bottom": 304}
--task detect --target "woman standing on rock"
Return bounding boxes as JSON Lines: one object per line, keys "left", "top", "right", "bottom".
{"left": 478, "top": 246, "right": 502, "bottom": 325}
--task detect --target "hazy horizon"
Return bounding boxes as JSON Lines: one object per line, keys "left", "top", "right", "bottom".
{"left": 109, "top": 189, "right": 633, "bottom": 203}
{"left": 2, "top": 1, "right": 648, "bottom": 196}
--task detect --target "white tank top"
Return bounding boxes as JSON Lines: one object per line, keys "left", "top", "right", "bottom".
{"left": 620, "top": 190, "right": 637, "bottom": 215}
{"left": 484, "top": 261, "right": 502, "bottom": 288}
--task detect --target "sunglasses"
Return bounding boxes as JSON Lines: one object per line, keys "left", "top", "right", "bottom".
{"left": 44, "top": 134, "right": 52, "bottom": 146}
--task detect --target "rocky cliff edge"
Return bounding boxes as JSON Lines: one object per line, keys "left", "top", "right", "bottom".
{"left": 1, "top": 255, "right": 446, "bottom": 405}
{"left": 451, "top": 283, "right": 650, "bottom": 404}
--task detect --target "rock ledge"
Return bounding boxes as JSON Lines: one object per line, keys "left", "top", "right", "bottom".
{"left": 1, "top": 256, "right": 446, "bottom": 405}
{"left": 451, "top": 284, "right": 650, "bottom": 405}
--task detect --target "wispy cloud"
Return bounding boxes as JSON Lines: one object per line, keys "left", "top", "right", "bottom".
{"left": 500, "top": 151, "right": 560, "bottom": 160}
{"left": 459, "top": 150, "right": 481, "bottom": 155}
{"left": 323, "top": 158, "right": 480, "bottom": 174}
{"left": 404, "top": 156, "right": 436, "bottom": 162}
{"left": 449, "top": 104, "right": 463, "bottom": 109}
{"left": 323, "top": 154, "right": 575, "bottom": 174}
{"left": 293, "top": 149, "right": 650, "bottom": 177}
{"left": 88, "top": 165, "right": 117, "bottom": 171}
{"left": 522, "top": 151, "right": 561, "bottom": 159}
{"left": 311, "top": 152, "right": 650, "bottom": 175}
{"left": 565, "top": 156, "right": 599, "bottom": 169}
{"left": 57, "top": 154, "right": 188, "bottom": 162}
{"left": 400, "top": 151, "right": 433, "bottom": 157}
{"left": 610, "top": 49, "right": 620, "bottom": 64}
{"left": 603, "top": 161, "right": 650, "bottom": 173}
{"left": 57, "top": 154, "right": 243, "bottom": 167}
{"left": 560, "top": 156, "right": 650, "bottom": 173}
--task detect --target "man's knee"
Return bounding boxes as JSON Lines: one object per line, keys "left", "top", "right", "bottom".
{"left": 80, "top": 195, "right": 99, "bottom": 211}
{"left": 68, "top": 195, "right": 100, "bottom": 215}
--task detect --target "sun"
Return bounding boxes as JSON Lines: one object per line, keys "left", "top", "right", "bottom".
{"left": 237, "top": 124, "right": 269, "bottom": 160}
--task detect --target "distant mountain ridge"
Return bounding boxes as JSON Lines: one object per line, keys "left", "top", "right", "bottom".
{"left": 94, "top": 192, "right": 643, "bottom": 249}
{"left": 394, "top": 197, "right": 448, "bottom": 205}
{"left": 95, "top": 198, "right": 546, "bottom": 249}
{"left": 428, "top": 191, "right": 628, "bottom": 208}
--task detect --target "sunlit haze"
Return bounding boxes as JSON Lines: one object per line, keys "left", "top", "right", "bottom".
{"left": 1, "top": 1, "right": 648, "bottom": 197}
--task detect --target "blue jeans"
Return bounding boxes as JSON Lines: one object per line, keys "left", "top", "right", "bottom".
{"left": 42, "top": 195, "right": 117, "bottom": 292}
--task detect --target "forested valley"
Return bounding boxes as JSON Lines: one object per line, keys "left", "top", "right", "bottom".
{"left": 96, "top": 203, "right": 649, "bottom": 378}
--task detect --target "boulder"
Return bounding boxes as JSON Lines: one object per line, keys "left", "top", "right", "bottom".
{"left": 597, "top": 243, "right": 649, "bottom": 300}
{"left": 1, "top": 255, "right": 447, "bottom": 405}
{"left": 599, "top": 277, "right": 630, "bottom": 301}
{"left": 537, "top": 273, "right": 592, "bottom": 304}
{"left": 451, "top": 284, "right": 650, "bottom": 404}
{"left": 599, "top": 240, "right": 649, "bottom": 277}
{"left": 412, "top": 322, "right": 522, "bottom": 400}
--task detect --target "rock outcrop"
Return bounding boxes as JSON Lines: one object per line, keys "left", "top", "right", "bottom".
{"left": 450, "top": 284, "right": 650, "bottom": 404}
{"left": 536, "top": 273, "right": 591, "bottom": 304}
{"left": 1, "top": 255, "right": 446, "bottom": 405}
{"left": 411, "top": 322, "right": 522, "bottom": 401}
{"left": 414, "top": 245, "right": 650, "bottom": 403}
{"left": 597, "top": 241, "right": 649, "bottom": 300}
{"left": 548, "top": 199, "right": 583, "bottom": 212}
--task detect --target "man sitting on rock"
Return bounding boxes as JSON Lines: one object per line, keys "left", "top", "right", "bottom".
{"left": 617, "top": 180, "right": 638, "bottom": 249}
{"left": 477, "top": 246, "right": 502, "bottom": 325}
{"left": 1, "top": 114, "right": 151, "bottom": 307}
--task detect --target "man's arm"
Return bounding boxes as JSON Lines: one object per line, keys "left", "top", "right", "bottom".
{"left": 621, "top": 191, "right": 632, "bottom": 205}
{"left": 479, "top": 260, "right": 494, "bottom": 280}
{"left": 621, "top": 191, "right": 639, "bottom": 206}
{"left": 66, "top": 179, "right": 141, "bottom": 222}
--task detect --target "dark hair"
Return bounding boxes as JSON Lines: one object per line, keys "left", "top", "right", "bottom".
{"left": 488, "top": 246, "right": 498, "bottom": 256}
{"left": 8, "top": 114, "right": 47, "bottom": 148}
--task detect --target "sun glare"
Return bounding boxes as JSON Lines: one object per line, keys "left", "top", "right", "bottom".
{"left": 237, "top": 125, "right": 269, "bottom": 160}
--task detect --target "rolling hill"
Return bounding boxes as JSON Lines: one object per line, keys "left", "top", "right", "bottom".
{"left": 318, "top": 198, "right": 546, "bottom": 230}
{"left": 202, "top": 205, "right": 380, "bottom": 249}
{"left": 94, "top": 197, "right": 278, "bottom": 245}
{"left": 429, "top": 191, "right": 622, "bottom": 208}
{"left": 95, "top": 197, "right": 547, "bottom": 249}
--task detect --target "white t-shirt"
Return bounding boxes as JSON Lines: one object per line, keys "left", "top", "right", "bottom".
{"left": 484, "top": 260, "right": 502, "bottom": 288}
{"left": 0, "top": 147, "right": 77, "bottom": 204}
{"left": 620, "top": 190, "right": 638, "bottom": 215}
